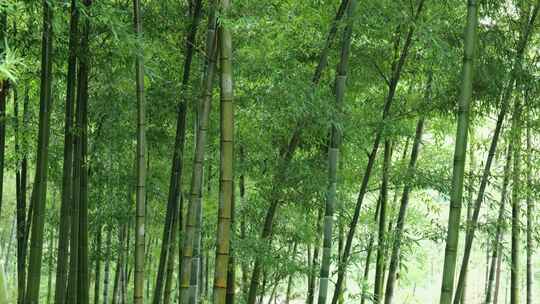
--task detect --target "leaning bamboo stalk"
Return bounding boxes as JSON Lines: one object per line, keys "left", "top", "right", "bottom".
{"left": 317, "top": 1, "right": 356, "bottom": 303}
{"left": 438, "top": 0, "right": 478, "bottom": 302}
{"left": 179, "top": 1, "right": 219, "bottom": 302}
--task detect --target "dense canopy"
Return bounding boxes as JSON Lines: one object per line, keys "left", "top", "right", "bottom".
{"left": 0, "top": 0, "right": 540, "bottom": 303}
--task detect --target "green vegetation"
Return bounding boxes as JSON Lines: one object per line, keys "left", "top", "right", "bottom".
{"left": 1, "top": 0, "right": 540, "bottom": 303}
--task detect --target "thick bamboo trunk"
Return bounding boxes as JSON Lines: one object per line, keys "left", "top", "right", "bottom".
{"left": 317, "top": 2, "right": 356, "bottom": 304}
{"left": 179, "top": 2, "right": 219, "bottom": 302}
{"left": 438, "top": 1, "right": 478, "bottom": 303}
{"left": 55, "top": 1, "right": 78, "bottom": 303}
{"left": 24, "top": 0, "right": 54, "bottom": 301}
{"left": 67, "top": 42, "right": 84, "bottom": 304}
{"left": 213, "top": 0, "right": 235, "bottom": 300}
{"left": 78, "top": 7, "right": 91, "bottom": 302}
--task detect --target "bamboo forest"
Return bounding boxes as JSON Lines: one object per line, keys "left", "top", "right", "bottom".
{"left": 4, "top": 0, "right": 540, "bottom": 303}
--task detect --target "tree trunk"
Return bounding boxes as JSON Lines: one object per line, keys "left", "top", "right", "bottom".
{"left": 452, "top": 3, "right": 540, "bottom": 302}
{"left": 331, "top": 4, "right": 425, "bottom": 304}
{"left": 317, "top": 1, "right": 356, "bottom": 304}
{"left": 179, "top": 1, "right": 218, "bottom": 302}
{"left": 307, "top": 211, "right": 321, "bottom": 304}
{"left": 67, "top": 45, "right": 83, "bottom": 304}
{"left": 239, "top": 147, "right": 248, "bottom": 301}
{"left": 525, "top": 110, "right": 533, "bottom": 304}
{"left": 226, "top": 182, "right": 237, "bottom": 304}
{"left": 374, "top": 140, "right": 392, "bottom": 303}
{"left": 492, "top": 246, "right": 503, "bottom": 304}
{"left": 384, "top": 73, "right": 430, "bottom": 304}
{"left": 103, "top": 226, "right": 112, "bottom": 304}
{"left": 163, "top": 196, "right": 181, "bottom": 304}
{"left": 153, "top": 1, "right": 203, "bottom": 303}
{"left": 213, "top": 0, "right": 235, "bottom": 300}
{"left": 361, "top": 195, "right": 383, "bottom": 304}
{"left": 438, "top": 0, "right": 478, "bottom": 303}
{"left": 94, "top": 227, "right": 102, "bottom": 304}
{"left": 46, "top": 228, "right": 54, "bottom": 304}
{"left": 112, "top": 257, "right": 120, "bottom": 304}
{"left": 15, "top": 85, "right": 29, "bottom": 304}
{"left": 510, "top": 100, "right": 522, "bottom": 304}
{"left": 54, "top": 1, "right": 79, "bottom": 302}
{"left": 383, "top": 120, "right": 425, "bottom": 304}
{"left": 460, "top": 130, "right": 475, "bottom": 304}
{"left": 78, "top": 5, "right": 91, "bottom": 302}
{"left": 285, "top": 243, "right": 297, "bottom": 304}
{"left": 0, "top": 0, "right": 8, "bottom": 220}
{"left": 132, "top": 0, "right": 147, "bottom": 302}
{"left": 25, "top": 0, "right": 54, "bottom": 301}
{"left": 486, "top": 143, "right": 512, "bottom": 304}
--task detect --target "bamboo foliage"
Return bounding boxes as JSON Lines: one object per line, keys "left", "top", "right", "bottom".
{"left": 246, "top": 2, "right": 351, "bottom": 302}
{"left": 331, "top": 3, "right": 425, "bottom": 303}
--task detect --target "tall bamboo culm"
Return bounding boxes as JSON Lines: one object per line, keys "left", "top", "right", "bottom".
{"left": 213, "top": 0, "right": 234, "bottom": 301}
{"left": 510, "top": 100, "right": 522, "bottom": 304}
{"left": 438, "top": 1, "right": 478, "bottom": 303}
{"left": 133, "top": 0, "right": 147, "bottom": 302}
{"left": 317, "top": 1, "right": 356, "bottom": 303}
{"left": 25, "top": 1, "right": 54, "bottom": 302}
{"left": 179, "top": 2, "right": 218, "bottom": 302}
{"left": 54, "top": 0, "right": 79, "bottom": 303}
